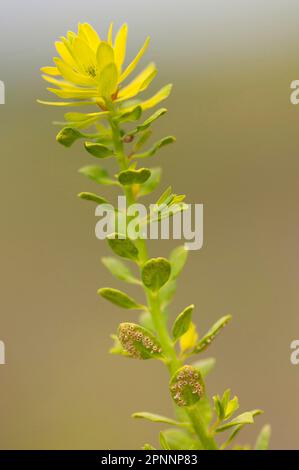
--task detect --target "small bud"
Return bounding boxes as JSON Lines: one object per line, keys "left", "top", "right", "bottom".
{"left": 123, "top": 135, "right": 134, "bottom": 143}
{"left": 118, "top": 323, "right": 163, "bottom": 360}
{"left": 169, "top": 365, "right": 204, "bottom": 407}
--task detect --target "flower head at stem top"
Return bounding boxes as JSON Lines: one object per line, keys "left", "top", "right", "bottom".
{"left": 38, "top": 22, "right": 171, "bottom": 112}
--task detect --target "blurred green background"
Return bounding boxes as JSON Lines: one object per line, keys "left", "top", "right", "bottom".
{"left": 1, "top": 0, "right": 299, "bottom": 450}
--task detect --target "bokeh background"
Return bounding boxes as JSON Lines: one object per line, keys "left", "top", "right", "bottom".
{"left": 1, "top": 0, "right": 299, "bottom": 450}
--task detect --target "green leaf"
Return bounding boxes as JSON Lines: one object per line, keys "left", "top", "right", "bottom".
{"left": 191, "top": 358, "right": 216, "bottom": 378}
{"left": 109, "top": 334, "right": 130, "bottom": 357}
{"left": 141, "top": 257, "right": 171, "bottom": 292}
{"left": 169, "top": 246, "right": 188, "bottom": 279}
{"left": 156, "top": 186, "right": 172, "bottom": 206}
{"left": 213, "top": 395, "right": 224, "bottom": 421}
{"left": 118, "top": 323, "right": 163, "bottom": 359}
{"left": 225, "top": 396, "right": 239, "bottom": 420}
{"left": 107, "top": 234, "right": 139, "bottom": 261}
{"left": 142, "top": 443, "right": 156, "bottom": 450}
{"left": 63, "top": 111, "right": 107, "bottom": 129}
{"left": 172, "top": 305, "right": 194, "bottom": 342}
{"left": 56, "top": 127, "right": 83, "bottom": 147}
{"left": 79, "top": 165, "right": 118, "bottom": 186}
{"left": 159, "top": 432, "right": 171, "bottom": 450}
{"left": 159, "top": 429, "right": 202, "bottom": 451}
{"left": 213, "top": 389, "right": 239, "bottom": 421}
{"left": 84, "top": 142, "right": 114, "bottom": 158}
{"left": 138, "top": 167, "right": 162, "bottom": 197}
{"left": 216, "top": 410, "right": 263, "bottom": 432}
{"left": 160, "top": 279, "right": 177, "bottom": 309}
{"left": 118, "top": 168, "right": 151, "bottom": 185}
{"left": 129, "top": 108, "right": 167, "bottom": 135}
{"left": 132, "top": 412, "right": 184, "bottom": 427}
{"left": 78, "top": 192, "right": 108, "bottom": 205}
{"left": 102, "top": 257, "right": 140, "bottom": 284}
{"left": 133, "top": 130, "right": 152, "bottom": 153}
{"left": 196, "top": 396, "right": 213, "bottom": 427}
{"left": 98, "top": 288, "right": 143, "bottom": 309}
{"left": 117, "top": 105, "right": 142, "bottom": 123}
{"left": 134, "top": 136, "right": 176, "bottom": 159}
{"left": 255, "top": 424, "right": 271, "bottom": 450}
{"left": 193, "top": 315, "right": 232, "bottom": 354}
{"left": 138, "top": 311, "right": 155, "bottom": 332}
{"left": 169, "top": 365, "right": 205, "bottom": 408}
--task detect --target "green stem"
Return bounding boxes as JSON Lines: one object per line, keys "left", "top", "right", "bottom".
{"left": 187, "top": 407, "right": 218, "bottom": 450}
{"left": 108, "top": 109, "right": 217, "bottom": 449}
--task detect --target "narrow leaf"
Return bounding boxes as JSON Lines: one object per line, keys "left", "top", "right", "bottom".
{"left": 172, "top": 305, "right": 194, "bottom": 342}
{"left": 138, "top": 167, "right": 162, "bottom": 196}
{"left": 129, "top": 108, "right": 167, "bottom": 135}
{"left": 133, "top": 129, "right": 152, "bottom": 153}
{"left": 142, "top": 443, "right": 156, "bottom": 450}
{"left": 193, "top": 315, "right": 232, "bottom": 354}
{"left": 169, "top": 245, "right": 188, "bottom": 279}
{"left": 255, "top": 424, "right": 271, "bottom": 450}
{"left": 159, "top": 432, "right": 171, "bottom": 450}
{"left": 117, "top": 105, "right": 142, "bottom": 123}
{"left": 132, "top": 412, "right": 184, "bottom": 427}
{"left": 79, "top": 165, "right": 118, "bottom": 186}
{"left": 109, "top": 334, "right": 130, "bottom": 357}
{"left": 191, "top": 358, "right": 216, "bottom": 378}
{"left": 216, "top": 410, "right": 263, "bottom": 432}
{"left": 78, "top": 192, "right": 108, "bottom": 205}
{"left": 135, "top": 136, "right": 175, "bottom": 159}
{"left": 102, "top": 256, "right": 140, "bottom": 284}
{"left": 159, "top": 429, "right": 202, "bottom": 451}
{"left": 98, "top": 288, "right": 143, "bottom": 309}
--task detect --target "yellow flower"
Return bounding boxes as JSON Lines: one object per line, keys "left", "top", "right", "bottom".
{"left": 39, "top": 22, "right": 172, "bottom": 110}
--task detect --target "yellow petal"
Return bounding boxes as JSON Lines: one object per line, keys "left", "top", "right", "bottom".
{"left": 65, "top": 111, "right": 106, "bottom": 121}
{"left": 140, "top": 83, "right": 173, "bottom": 110}
{"left": 67, "top": 31, "right": 76, "bottom": 43}
{"left": 179, "top": 322, "right": 199, "bottom": 354}
{"left": 42, "top": 75, "right": 95, "bottom": 92}
{"left": 56, "top": 40, "right": 77, "bottom": 69}
{"left": 78, "top": 23, "right": 100, "bottom": 51}
{"left": 40, "top": 66, "right": 60, "bottom": 76}
{"left": 72, "top": 37, "right": 97, "bottom": 76}
{"left": 54, "top": 58, "right": 94, "bottom": 86}
{"left": 98, "top": 63, "right": 118, "bottom": 99}
{"left": 96, "top": 42, "right": 115, "bottom": 74}
{"left": 37, "top": 99, "right": 96, "bottom": 107}
{"left": 119, "top": 37, "right": 150, "bottom": 83}
{"left": 117, "top": 63, "right": 157, "bottom": 101}
{"left": 114, "top": 23, "right": 128, "bottom": 71}
{"left": 42, "top": 74, "right": 72, "bottom": 88}
{"left": 47, "top": 87, "right": 99, "bottom": 99}
{"left": 107, "top": 22, "right": 114, "bottom": 45}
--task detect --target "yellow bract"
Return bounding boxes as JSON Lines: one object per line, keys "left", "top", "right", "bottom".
{"left": 39, "top": 22, "right": 172, "bottom": 110}
{"left": 180, "top": 322, "right": 199, "bottom": 354}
